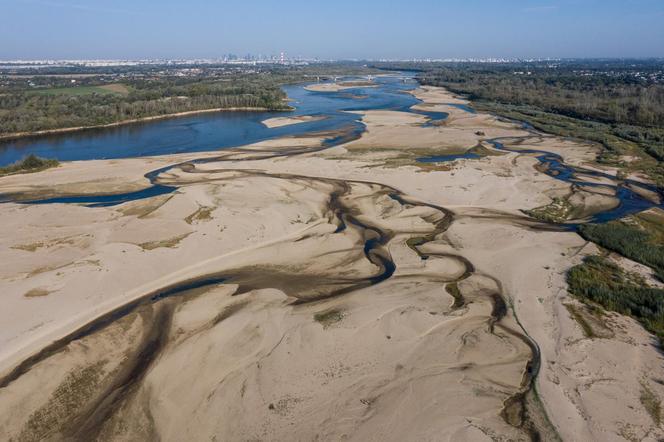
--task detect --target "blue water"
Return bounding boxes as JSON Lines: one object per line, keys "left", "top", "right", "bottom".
{"left": 417, "top": 152, "right": 482, "bottom": 162}
{"left": 414, "top": 135, "right": 662, "bottom": 224}
{"left": 0, "top": 74, "right": 422, "bottom": 167}
{"left": 446, "top": 103, "right": 476, "bottom": 114}
{"left": 2, "top": 73, "right": 662, "bottom": 227}
{"left": 486, "top": 140, "right": 664, "bottom": 224}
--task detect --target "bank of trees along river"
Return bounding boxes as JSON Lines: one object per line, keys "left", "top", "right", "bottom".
{"left": 0, "top": 63, "right": 378, "bottom": 137}
{"left": 0, "top": 75, "right": 290, "bottom": 135}
{"left": 408, "top": 60, "right": 664, "bottom": 186}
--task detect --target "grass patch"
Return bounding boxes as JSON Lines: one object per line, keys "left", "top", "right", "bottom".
{"left": 19, "top": 361, "right": 107, "bottom": 442}
{"left": 138, "top": 232, "right": 191, "bottom": 250}
{"left": 578, "top": 216, "right": 664, "bottom": 281}
{"left": 30, "top": 85, "right": 127, "bottom": 96}
{"left": 523, "top": 196, "right": 574, "bottom": 223}
{"left": 313, "top": 308, "right": 345, "bottom": 329}
{"left": 338, "top": 80, "right": 375, "bottom": 87}
{"left": 184, "top": 206, "right": 214, "bottom": 224}
{"left": 468, "top": 142, "right": 504, "bottom": 157}
{"left": 634, "top": 209, "right": 664, "bottom": 245}
{"left": 473, "top": 101, "right": 664, "bottom": 186}
{"left": 98, "top": 84, "right": 130, "bottom": 95}
{"left": 564, "top": 303, "right": 596, "bottom": 338}
{"left": 11, "top": 235, "right": 77, "bottom": 252}
{"left": 563, "top": 302, "right": 612, "bottom": 339}
{"left": 567, "top": 255, "right": 664, "bottom": 344}
{"left": 640, "top": 382, "right": 662, "bottom": 426}
{"left": 12, "top": 242, "right": 45, "bottom": 252}
{"left": 24, "top": 288, "right": 51, "bottom": 298}
{"left": 0, "top": 154, "right": 59, "bottom": 177}
{"left": 117, "top": 195, "right": 172, "bottom": 219}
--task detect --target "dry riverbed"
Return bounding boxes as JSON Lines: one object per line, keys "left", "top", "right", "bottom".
{"left": 0, "top": 86, "right": 662, "bottom": 441}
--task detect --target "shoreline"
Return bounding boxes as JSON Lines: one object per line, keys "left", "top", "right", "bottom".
{"left": 0, "top": 106, "right": 294, "bottom": 142}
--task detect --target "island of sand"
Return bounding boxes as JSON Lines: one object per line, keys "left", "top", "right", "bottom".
{"left": 304, "top": 79, "right": 377, "bottom": 92}
{"left": 262, "top": 114, "right": 328, "bottom": 128}
{"left": 0, "top": 85, "right": 662, "bottom": 442}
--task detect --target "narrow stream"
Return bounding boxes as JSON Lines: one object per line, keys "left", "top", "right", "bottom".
{"left": 488, "top": 138, "right": 664, "bottom": 225}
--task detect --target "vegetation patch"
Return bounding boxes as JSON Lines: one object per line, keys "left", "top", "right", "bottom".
{"left": 0, "top": 154, "right": 59, "bottom": 177}
{"left": 474, "top": 100, "right": 664, "bottom": 182}
{"left": 314, "top": 308, "right": 345, "bottom": 329}
{"left": 468, "top": 142, "right": 504, "bottom": 157}
{"left": 563, "top": 303, "right": 612, "bottom": 339}
{"left": 138, "top": 232, "right": 191, "bottom": 250}
{"left": 185, "top": 206, "right": 214, "bottom": 224}
{"left": 31, "top": 85, "right": 126, "bottom": 96}
{"left": 409, "top": 62, "right": 664, "bottom": 185}
{"left": 12, "top": 235, "right": 77, "bottom": 252}
{"left": 523, "top": 196, "right": 574, "bottom": 223}
{"left": 640, "top": 382, "right": 662, "bottom": 426}
{"left": 578, "top": 215, "right": 664, "bottom": 281}
{"left": 24, "top": 288, "right": 51, "bottom": 298}
{"left": 19, "top": 361, "right": 107, "bottom": 442}
{"left": 117, "top": 195, "right": 172, "bottom": 218}
{"left": 563, "top": 303, "right": 595, "bottom": 338}
{"left": 2, "top": 65, "right": 379, "bottom": 136}
{"left": 567, "top": 255, "right": 664, "bottom": 344}
{"left": 338, "top": 80, "right": 375, "bottom": 88}
{"left": 12, "top": 241, "right": 46, "bottom": 252}
{"left": 98, "top": 83, "right": 130, "bottom": 95}
{"left": 634, "top": 209, "right": 664, "bottom": 245}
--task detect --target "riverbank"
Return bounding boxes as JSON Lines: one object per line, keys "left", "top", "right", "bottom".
{"left": 0, "top": 84, "right": 662, "bottom": 441}
{"left": 0, "top": 106, "right": 293, "bottom": 142}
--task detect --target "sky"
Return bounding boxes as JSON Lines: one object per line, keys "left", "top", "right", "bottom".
{"left": 2, "top": 0, "right": 664, "bottom": 60}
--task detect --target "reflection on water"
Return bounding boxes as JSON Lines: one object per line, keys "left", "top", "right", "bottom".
{"left": 417, "top": 152, "right": 482, "bottom": 162}
{"left": 488, "top": 140, "right": 664, "bottom": 224}
{"left": 0, "top": 74, "right": 421, "bottom": 166}
{"left": 4, "top": 74, "right": 663, "bottom": 228}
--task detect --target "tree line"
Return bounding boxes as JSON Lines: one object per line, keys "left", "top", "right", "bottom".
{"left": 0, "top": 75, "right": 291, "bottom": 135}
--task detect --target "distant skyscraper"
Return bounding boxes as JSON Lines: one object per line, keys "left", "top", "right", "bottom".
{"left": 280, "top": 52, "right": 285, "bottom": 64}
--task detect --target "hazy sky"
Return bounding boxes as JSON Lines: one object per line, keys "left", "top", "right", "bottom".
{"left": 2, "top": 0, "right": 664, "bottom": 59}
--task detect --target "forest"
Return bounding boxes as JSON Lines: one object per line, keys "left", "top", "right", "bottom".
{"left": 0, "top": 63, "right": 376, "bottom": 136}
{"left": 374, "top": 60, "right": 664, "bottom": 184}
{"left": 0, "top": 74, "right": 291, "bottom": 135}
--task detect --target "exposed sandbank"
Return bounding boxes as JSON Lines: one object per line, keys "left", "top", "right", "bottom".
{"left": 0, "top": 84, "right": 661, "bottom": 441}
{"left": 304, "top": 80, "right": 377, "bottom": 93}
{"left": 261, "top": 114, "right": 327, "bottom": 128}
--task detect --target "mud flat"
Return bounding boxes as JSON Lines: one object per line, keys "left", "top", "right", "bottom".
{"left": 0, "top": 85, "right": 662, "bottom": 441}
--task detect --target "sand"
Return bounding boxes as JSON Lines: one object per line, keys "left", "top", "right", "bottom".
{"left": 304, "top": 80, "right": 377, "bottom": 93}
{"left": 261, "top": 115, "right": 327, "bottom": 128}
{"left": 0, "top": 84, "right": 662, "bottom": 441}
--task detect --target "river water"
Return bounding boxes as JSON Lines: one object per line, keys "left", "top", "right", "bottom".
{"left": 0, "top": 75, "right": 425, "bottom": 166}
{"left": 1, "top": 74, "right": 661, "bottom": 223}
